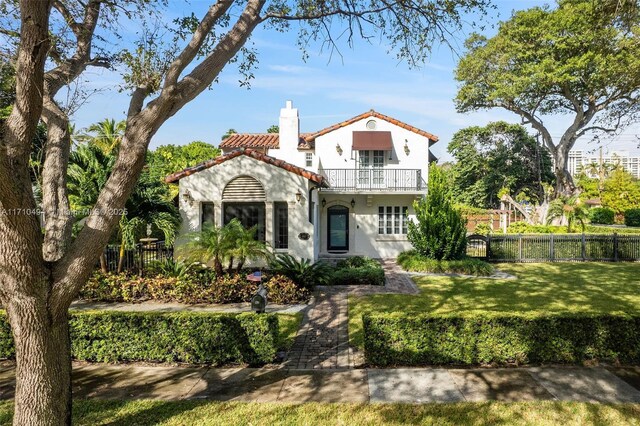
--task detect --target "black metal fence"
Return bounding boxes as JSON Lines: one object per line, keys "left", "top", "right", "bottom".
{"left": 467, "top": 234, "right": 640, "bottom": 262}
{"left": 99, "top": 241, "right": 174, "bottom": 274}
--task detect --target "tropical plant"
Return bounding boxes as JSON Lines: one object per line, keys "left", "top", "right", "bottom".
{"left": 547, "top": 196, "right": 589, "bottom": 233}
{"left": 146, "top": 258, "right": 193, "bottom": 280}
{"left": 408, "top": 165, "right": 468, "bottom": 260}
{"left": 269, "top": 254, "right": 333, "bottom": 289}
{"left": 116, "top": 172, "right": 181, "bottom": 273}
{"left": 229, "top": 222, "right": 269, "bottom": 272}
{"left": 74, "top": 118, "right": 126, "bottom": 155}
{"left": 182, "top": 223, "right": 234, "bottom": 276}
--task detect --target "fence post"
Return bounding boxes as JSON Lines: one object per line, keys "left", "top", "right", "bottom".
{"left": 614, "top": 233, "right": 619, "bottom": 262}
{"left": 138, "top": 243, "right": 144, "bottom": 277}
{"left": 518, "top": 234, "right": 523, "bottom": 261}
{"left": 581, "top": 233, "right": 586, "bottom": 261}
{"left": 486, "top": 234, "right": 491, "bottom": 260}
{"left": 550, "top": 234, "right": 555, "bottom": 262}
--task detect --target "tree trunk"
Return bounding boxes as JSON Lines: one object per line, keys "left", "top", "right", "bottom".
{"left": 99, "top": 253, "right": 108, "bottom": 274}
{"left": 554, "top": 148, "right": 575, "bottom": 197}
{"left": 7, "top": 299, "right": 71, "bottom": 426}
{"left": 117, "top": 240, "right": 126, "bottom": 274}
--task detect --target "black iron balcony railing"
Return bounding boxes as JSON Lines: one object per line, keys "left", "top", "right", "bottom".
{"left": 321, "top": 168, "right": 425, "bottom": 191}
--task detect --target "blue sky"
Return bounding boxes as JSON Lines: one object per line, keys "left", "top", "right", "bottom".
{"left": 70, "top": 0, "right": 639, "bottom": 162}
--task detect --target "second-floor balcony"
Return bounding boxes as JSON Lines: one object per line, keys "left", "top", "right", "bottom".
{"left": 320, "top": 168, "right": 426, "bottom": 192}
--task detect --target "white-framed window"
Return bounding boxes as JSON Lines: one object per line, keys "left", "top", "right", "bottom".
{"left": 305, "top": 152, "right": 313, "bottom": 167}
{"left": 378, "top": 206, "right": 408, "bottom": 235}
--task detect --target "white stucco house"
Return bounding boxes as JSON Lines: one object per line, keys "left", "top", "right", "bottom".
{"left": 166, "top": 101, "right": 439, "bottom": 260}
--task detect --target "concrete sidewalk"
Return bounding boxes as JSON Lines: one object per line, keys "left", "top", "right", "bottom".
{"left": 2, "top": 363, "right": 640, "bottom": 403}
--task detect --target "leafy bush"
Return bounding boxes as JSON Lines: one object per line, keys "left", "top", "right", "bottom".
{"left": 336, "top": 256, "right": 379, "bottom": 269}
{"left": 268, "top": 254, "right": 333, "bottom": 289}
{"left": 507, "top": 221, "right": 561, "bottom": 234}
{"left": 80, "top": 270, "right": 309, "bottom": 305}
{"left": 0, "top": 311, "right": 279, "bottom": 365}
{"left": 363, "top": 312, "right": 640, "bottom": 367}
{"left": 589, "top": 207, "right": 615, "bottom": 225}
{"left": 397, "top": 250, "right": 495, "bottom": 276}
{"left": 205, "top": 275, "right": 257, "bottom": 304}
{"left": 332, "top": 266, "right": 385, "bottom": 286}
{"left": 408, "top": 166, "right": 467, "bottom": 260}
{"left": 473, "top": 222, "right": 492, "bottom": 235}
{"left": 264, "top": 275, "right": 311, "bottom": 304}
{"left": 625, "top": 209, "right": 640, "bottom": 227}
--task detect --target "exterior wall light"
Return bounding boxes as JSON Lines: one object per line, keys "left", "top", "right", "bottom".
{"left": 321, "top": 198, "right": 327, "bottom": 208}
{"left": 295, "top": 190, "right": 302, "bottom": 203}
{"left": 336, "top": 143, "right": 343, "bottom": 156}
{"left": 182, "top": 189, "right": 194, "bottom": 207}
{"left": 404, "top": 139, "right": 410, "bottom": 156}
{"left": 351, "top": 198, "right": 356, "bottom": 208}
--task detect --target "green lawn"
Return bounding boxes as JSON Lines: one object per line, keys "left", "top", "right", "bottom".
{"left": 277, "top": 313, "right": 303, "bottom": 351}
{"left": 350, "top": 262, "right": 640, "bottom": 348}
{"left": 1, "top": 401, "right": 640, "bottom": 425}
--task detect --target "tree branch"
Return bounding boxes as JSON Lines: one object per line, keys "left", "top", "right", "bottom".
{"left": 49, "top": 0, "right": 268, "bottom": 315}
{"left": 163, "top": 0, "right": 234, "bottom": 88}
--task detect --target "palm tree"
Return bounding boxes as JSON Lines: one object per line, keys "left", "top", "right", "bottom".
{"left": 230, "top": 224, "right": 269, "bottom": 272}
{"left": 75, "top": 118, "right": 126, "bottom": 155}
{"left": 117, "top": 173, "right": 181, "bottom": 273}
{"left": 68, "top": 143, "right": 180, "bottom": 273}
{"left": 547, "top": 196, "right": 588, "bottom": 233}
{"left": 67, "top": 143, "right": 115, "bottom": 272}
{"left": 182, "top": 221, "right": 238, "bottom": 276}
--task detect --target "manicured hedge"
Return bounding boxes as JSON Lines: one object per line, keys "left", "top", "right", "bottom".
{"left": 331, "top": 256, "right": 385, "bottom": 286}
{"left": 363, "top": 312, "right": 640, "bottom": 366}
{"left": 589, "top": 207, "right": 615, "bottom": 225}
{"left": 0, "top": 311, "right": 279, "bottom": 366}
{"left": 397, "top": 250, "right": 495, "bottom": 276}
{"left": 625, "top": 209, "right": 640, "bottom": 227}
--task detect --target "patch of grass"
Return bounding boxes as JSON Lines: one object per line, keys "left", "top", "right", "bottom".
{"left": 2, "top": 400, "right": 640, "bottom": 425}
{"left": 350, "top": 263, "right": 640, "bottom": 349}
{"left": 276, "top": 313, "right": 303, "bottom": 351}
{"left": 397, "top": 251, "right": 495, "bottom": 276}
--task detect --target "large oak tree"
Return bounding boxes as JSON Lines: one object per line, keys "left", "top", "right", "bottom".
{"left": 455, "top": 0, "right": 640, "bottom": 197}
{"left": 0, "top": 0, "right": 491, "bottom": 424}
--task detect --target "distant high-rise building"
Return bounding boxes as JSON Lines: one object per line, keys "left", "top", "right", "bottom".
{"left": 567, "top": 149, "right": 640, "bottom": 179}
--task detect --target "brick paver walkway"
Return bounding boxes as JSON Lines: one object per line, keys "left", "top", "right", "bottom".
{"left": 284, "top": 289, "right": 352, "bottom": 369}
{"left": 284, "top": 259, "right": 418, "bottom": 369}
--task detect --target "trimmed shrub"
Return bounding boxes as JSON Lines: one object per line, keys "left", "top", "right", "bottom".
{"left": 589, "top": 207, "right": 615, "bottom": 225}
{"left": 625, "top": 209, "right": 640, "bottom": 227}
{"left": 331, "top": 256, "right": 385, "bottom": 286}
{"left": 363, "top": 312, "right": 640, "bottom": 367}
{"left": 336, "top": 256, "right": 379, "bottom": 269}
{"left": 397, "top": 250, "right": 495, "bottom": 276}
{"left": 332, "top": 266, "right": 385, "bottom": 286}
{"left": 0, "top": 311, "right": 279, "bottom": 365}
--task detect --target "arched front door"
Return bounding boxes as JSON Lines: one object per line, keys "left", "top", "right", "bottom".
{"left": 327, "top": 205, "right": 349, "bottom": 252}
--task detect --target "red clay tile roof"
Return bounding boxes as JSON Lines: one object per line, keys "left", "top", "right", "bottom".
{"left": 165, "top": 148, "right": 328, "bottom": 186}
{"left": 303, "top": 110, "right": 439, "bottom": 143}
{"left": 219, "top": 133, "right": 314, "bottom": 150}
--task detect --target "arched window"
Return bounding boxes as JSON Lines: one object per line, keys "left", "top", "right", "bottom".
{"left": 222, "top": 176, "right": 266, "bottom": 241}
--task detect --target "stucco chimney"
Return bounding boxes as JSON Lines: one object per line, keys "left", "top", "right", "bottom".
{"left": 279, "top": 100, "right": 299, "bottom": 155}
